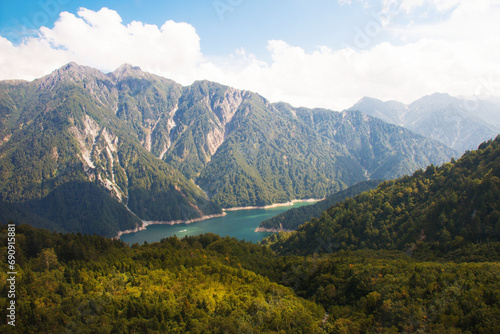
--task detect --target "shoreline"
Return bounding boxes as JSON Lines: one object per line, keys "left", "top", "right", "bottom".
{"left": 254, "top": 222, "right": 295, "bottom": 233}
{"left": 115, "top": 224, "right": 147, "bottom": 239}
{"left": 254, "top": 227, "right": 294, "bottom": 233}
{"left": 223, "top": 198, "right": 322, "bottom": 212}
{"left": 115, "top": 212, "right": 227, "bottom": 239}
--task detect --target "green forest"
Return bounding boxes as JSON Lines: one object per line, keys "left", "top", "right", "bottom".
{"left": 1, "top": 138, "right": 500, "bottom": 333}
{"left": 1, "top": 224, "right": 499, "bottom": 333}
{"left": 0, "top": 225, "right": 325, "bottom": 333}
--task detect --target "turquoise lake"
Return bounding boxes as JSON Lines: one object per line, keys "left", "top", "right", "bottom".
{"left": 120, "top": 201, "right": 316, "bottom": 244}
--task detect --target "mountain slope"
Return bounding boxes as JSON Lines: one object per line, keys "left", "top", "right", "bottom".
{"left": 196, "top": 95, "right": 365, "bottom": 207}
{"left": 277, "top": 103, "right": 457, "bottom": 180}
{"left": 0, "top": 63, "right": 220, "bottom": 236}
{"left": 269, "top": 137, "right": 500, "bottom": 257}
{"left": 96, "top": 66, "right": 458, "bottom": 208}
{"left": 164, "top": 80, "right": 248, "bottom": 180}
{"left": 349, "top": 93, "right": 500, "bottom": 152}
{"left": 0, "top": 181, "right": 142, "bottom": 236}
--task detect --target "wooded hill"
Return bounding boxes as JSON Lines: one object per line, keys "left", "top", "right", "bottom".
{"left": 1, "top": 223, "right": 499, "bottom": 332}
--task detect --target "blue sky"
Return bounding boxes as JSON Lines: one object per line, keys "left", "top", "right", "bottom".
{"left": 0, "top": 0, "right": 372, "bottom": 57}
{"left": 1, "top": 0, "right": 499, "bottom": 109}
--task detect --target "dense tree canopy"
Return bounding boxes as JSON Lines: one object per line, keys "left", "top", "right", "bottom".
{"left": 0, "top": 224, "right": 324, "bottom": 333}
{"left": 1, "top": 222, "right": 499, "bottom": 333}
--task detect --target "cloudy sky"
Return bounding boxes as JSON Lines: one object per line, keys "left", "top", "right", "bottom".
{"left": 0, "top": 0, "right": 499, "bottom": 110}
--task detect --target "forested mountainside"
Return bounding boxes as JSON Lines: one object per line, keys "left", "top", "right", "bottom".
{"left": 0, "top": 182, "right": 142, "bottom": 236}
{"left": 349, "top": 93, "right": 500, "bottom": 152}
{"left": 274, "top": 103, "right": 456, "bottom": 180}
{"left": 266, "top": 137, "right": 500, "bottom": 258}
{"left": 0, "top": 63, "right": 455, "bottom": 236}
{"left": 112, "top": 69, "right": 456, "bottom": 207}
{"left": 0, "top": 63, "right": 219, "bottom": 237}
{"left": 0, "top": 225, "right": 325, "bottom": 333}
{"left": 259, "top": 180, "right": 381, "bottom": 231}
{"left": 2, "top": 219, "right": 500, "bottom": 333}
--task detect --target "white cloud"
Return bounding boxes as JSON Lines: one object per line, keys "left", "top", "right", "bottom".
{"left": 0, "top": 3, "right": 499, "bottom": 111}
{"left": 0, "top": 7, "right": 202, "bottom": 84}
{"left": 0, "top": 35, "right": 70, "bottom": 81}
{"left": 199, "top": 0, "right": 500, "bottom": 109}
{"left": 199, "top": 36, "right": 500, "bottom": 109}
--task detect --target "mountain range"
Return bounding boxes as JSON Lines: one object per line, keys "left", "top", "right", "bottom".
{"left": 0, "top": 63, "right": 457, "bottom": 236}
{"left": 348, "top": 93, "right": 500, "bottom": 153}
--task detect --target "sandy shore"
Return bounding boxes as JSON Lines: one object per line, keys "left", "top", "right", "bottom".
{"left": 223, "top": 198, "right": 322, "bottom": 212}
{"left": 115, "top": 224, "right": 147, "bottom": 239}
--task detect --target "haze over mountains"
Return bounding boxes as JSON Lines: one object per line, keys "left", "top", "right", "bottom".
{"left": 0, "top": 63, "right": 463, "bottom": 236}
{"left": 348, "top": 93, "right": 500, "bottom": 153}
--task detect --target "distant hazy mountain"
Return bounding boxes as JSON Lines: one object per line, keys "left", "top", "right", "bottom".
{"left": 0, "top": 63, "right": 457, "bottom": 235}
{"left": 348, "top": 93, "right": 500, "bottom": 152}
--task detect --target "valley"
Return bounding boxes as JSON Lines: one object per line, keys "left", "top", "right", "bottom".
{"left": 2, "top": 2, "right": 500, "bottom": 333}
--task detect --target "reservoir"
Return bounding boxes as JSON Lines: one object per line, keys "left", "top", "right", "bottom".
{"left": 120, "top": 201, "right": 317, "bottom": 244}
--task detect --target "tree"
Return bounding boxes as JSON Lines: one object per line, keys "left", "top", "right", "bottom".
{"left": 35, "top": 248, "right": 58, "bottom": 271}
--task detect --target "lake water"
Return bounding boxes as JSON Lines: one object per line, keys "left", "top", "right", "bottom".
{"left": 120, "top": 201, "right": 316, "bottom": 244}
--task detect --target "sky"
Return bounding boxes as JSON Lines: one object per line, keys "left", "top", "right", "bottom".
{"left": 0, "top": 0, "right": 499, "bottom": 110}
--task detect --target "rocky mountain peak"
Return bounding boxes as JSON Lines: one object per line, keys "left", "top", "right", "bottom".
{"left": 110, "top": 63, "right": 145, "bottom": 80}
{"left": 61, "top": 61, "right": 80, "bottom": 70}
{"left": 37, "top": 62, "right": 111, "bottom": 90}
{"left": 357, "top": 96, "right": 383, "bottom": 104}
{"left": 55, "top": 62, "right": 105, "bottom": 78}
